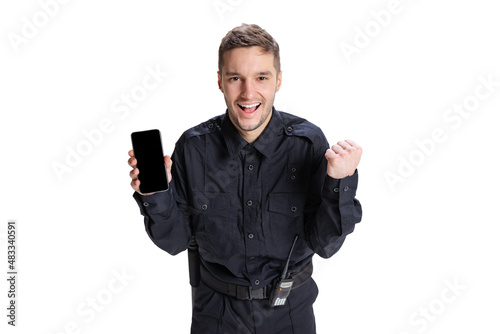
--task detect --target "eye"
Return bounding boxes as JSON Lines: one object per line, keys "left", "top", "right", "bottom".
{"left": 230, "top": 77, "right": 240, "bottom": 81}
{"left": 258, "top": 76, "right": 267, "bottom": 81}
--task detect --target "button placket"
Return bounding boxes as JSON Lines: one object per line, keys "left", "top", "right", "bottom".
{"left": 241, "top": 146, "right": 262, "bottom": 286}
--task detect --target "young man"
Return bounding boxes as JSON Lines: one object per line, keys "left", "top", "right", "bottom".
{"left": 128, "top": 24, "right": 362, "bottom": 333}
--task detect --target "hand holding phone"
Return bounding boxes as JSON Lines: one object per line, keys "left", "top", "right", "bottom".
{"left": 130, "top": 129, "right": 170, "bottom": 195}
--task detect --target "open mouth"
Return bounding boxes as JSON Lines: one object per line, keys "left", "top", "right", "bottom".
{"left": 238, "top": 102, "right": 261, "bottom": 113}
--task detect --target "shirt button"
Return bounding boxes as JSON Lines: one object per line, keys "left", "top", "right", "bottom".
{"left": 201, "top": 204, "right": 208, "bottom": 210}
{"left": 344, "top": 186, "right": 349, "bottom": 191}
{"left": 208, "top": 123, "right": 214, "bottom": 129}
{"left": 286, "top": 126, "right": 292, "bottom": 133}
{"left": 291, "top": 175, "right": 296, "bottom": 180}
{"left": 247, "top": 200, "right": 253, "bottom": 206}
{"left": 255, "top": 280, "right": 260, "bottom": 285}
{"left": 291, "top": 206, "right": 297, "bottom": 213}
{"left": 143, "top": 202, "right": 149, "bottom": 207}
{"left": 248, "top": 165, "right": 254, "bottom": 171}
{"left": 334, "top": 188, "right": 339, "bottom": 193}
{"left": 248, "top": 233, "right": 254, "bottom": 239}
{"left": 291, "top": 168, "right": 296, "bottom": 172}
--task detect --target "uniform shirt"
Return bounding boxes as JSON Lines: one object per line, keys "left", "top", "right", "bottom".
{"left": 133, "top": 108, "right": 362, "bottom": 289}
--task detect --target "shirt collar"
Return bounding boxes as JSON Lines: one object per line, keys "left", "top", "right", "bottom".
{"left": 221, "top": 107, "right": 284, "bottom": 158}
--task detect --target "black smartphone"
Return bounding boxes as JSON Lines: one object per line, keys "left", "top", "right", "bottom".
{"left": 131, "top": 129, "right": 169, "bottom": 194}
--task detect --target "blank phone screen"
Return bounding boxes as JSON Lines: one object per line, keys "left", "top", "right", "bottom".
{"left": 131, "top": 129, "right": 169, "bottom": 194}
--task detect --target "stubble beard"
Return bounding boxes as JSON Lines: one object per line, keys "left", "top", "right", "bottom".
{"left": 226, "top": 96, "right": 275, "bottom": 133}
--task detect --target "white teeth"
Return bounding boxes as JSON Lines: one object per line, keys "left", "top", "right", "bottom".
{"left": 239, "top": 103, "right": 261, "bottom": 108}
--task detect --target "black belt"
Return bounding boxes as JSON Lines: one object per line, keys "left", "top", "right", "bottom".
{"left": 200, "top": 261, "right": 313, "bottom": 300}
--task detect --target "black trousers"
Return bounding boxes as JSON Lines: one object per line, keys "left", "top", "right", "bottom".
{"left": 191, "top": 278, "right": 319, "bottom": 334}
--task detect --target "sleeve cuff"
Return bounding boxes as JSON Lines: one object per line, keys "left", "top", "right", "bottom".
{"left": 133, "top": 188, "right": 175, "bottom": 215}
{"left": 322, "top": 169, "right": 359, "bottom": 199}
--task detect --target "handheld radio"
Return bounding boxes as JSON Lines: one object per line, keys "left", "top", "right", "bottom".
{"left": 269, "top": 235, "right": 299, "bottom": 307}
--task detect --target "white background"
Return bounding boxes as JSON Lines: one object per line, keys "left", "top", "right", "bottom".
{"left": 1, "top": 0, "right": 499, "bottom": 333}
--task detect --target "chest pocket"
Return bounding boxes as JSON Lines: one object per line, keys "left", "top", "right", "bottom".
{"left": 267, "top": 192, "right": 307, "bottom": 258}
{"left": 269, "top": 193, "right": 305, "bottom": 216}
{"left": 192, "top": 192, "right": 242, "bottom": 262}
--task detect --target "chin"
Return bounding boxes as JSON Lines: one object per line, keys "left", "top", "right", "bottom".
{"left": 239, "top": 121, "right": 261, "bottom": 132}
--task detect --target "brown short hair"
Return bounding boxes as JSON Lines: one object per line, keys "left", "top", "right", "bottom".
{"left": 218, "top": 23, "right": 280, "bottom": 75}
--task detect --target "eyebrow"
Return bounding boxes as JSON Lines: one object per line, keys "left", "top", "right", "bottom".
{"left": 224, "top": 71, "right": 274, "bottom": 76}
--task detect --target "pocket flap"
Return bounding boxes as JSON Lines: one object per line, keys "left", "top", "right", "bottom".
{"left": 268, "top": 193, "right": 305, "bottom": 216}
{"left": 191, "top": 192, "right": 230, "bottom": 212}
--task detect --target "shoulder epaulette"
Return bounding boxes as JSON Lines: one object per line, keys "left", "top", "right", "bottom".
{"left": 177, "top": 114, "right": 224, "bottom": 145}
{"left": 278, "top": 111, "right": 327, "bottom": 150}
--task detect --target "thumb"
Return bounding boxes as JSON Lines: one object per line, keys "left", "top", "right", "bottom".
{"left": 164, "top": 155, "right": 173, "bottom": 182}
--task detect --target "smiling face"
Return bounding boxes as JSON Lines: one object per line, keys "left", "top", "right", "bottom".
{"left": 218, "top": 46, "right": 282, "bottom": 143}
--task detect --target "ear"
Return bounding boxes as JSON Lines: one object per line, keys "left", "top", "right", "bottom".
{"left": 217, "top": 71, "right": 223, "bottom": 92}
{"left": 275, "top": 70, "right": 283, "bottom": 92}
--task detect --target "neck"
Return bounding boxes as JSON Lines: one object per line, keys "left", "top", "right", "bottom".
{"left": 238, "top": 113, "right": 272, "bottom": 143}
{"left": 239, "top": 129, "right": 263, "bottom": 144}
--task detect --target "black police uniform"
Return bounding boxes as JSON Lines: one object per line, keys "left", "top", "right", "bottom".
{"left": 133, "top": 108, "right": 362, "bottom": 333}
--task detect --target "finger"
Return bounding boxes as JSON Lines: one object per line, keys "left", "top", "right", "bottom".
{"left": 129, "top": 167, "right": 139, "bottom": 179}
{"left": 130, "top": 179, "right": 141, "bottom": 193}
{"left": 164, "top": 155, "right": 173, "bottom": 182}
{"left": 345, "top": 139, "right": 360, "bottom": 148}
{"left": 331, "top": 144, "right": 343, "bottom": 154}
{"left": 325, "top": 148, "right": 338, "bottom": 160}
{"left": 128, "top": 156, "right": 137, "bottom": 168}
{"left": 337, "top": 140, "right": 351, "bottom": 150}
{"left": 128, "top": 149, "right": 134, "bottom": 157}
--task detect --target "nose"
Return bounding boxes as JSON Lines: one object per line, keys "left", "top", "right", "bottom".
{"left": 240, "top": 79, "right": 256, "bottom": 100}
